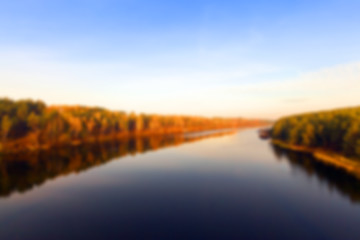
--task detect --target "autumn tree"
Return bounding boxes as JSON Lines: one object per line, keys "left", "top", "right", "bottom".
{"left": 1, "top": 115, "right": 12, "bottom": 144}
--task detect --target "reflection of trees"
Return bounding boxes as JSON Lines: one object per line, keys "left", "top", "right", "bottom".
{"left": 0, "top": 130, "right": 235, "bottom": 198}
{"left": 271, "top": 144, "right": 360, "bottom": 203}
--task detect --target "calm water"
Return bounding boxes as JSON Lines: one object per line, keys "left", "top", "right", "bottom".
{"left": 1, "top": 128, "right": 360, "bottom": 240}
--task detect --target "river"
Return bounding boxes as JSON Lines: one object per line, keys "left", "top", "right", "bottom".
{"left": 0, "top": 128, "right": 360, "bottom": 239}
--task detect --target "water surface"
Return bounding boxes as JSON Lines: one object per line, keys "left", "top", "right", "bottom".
{"left": 1, "top": 129, "right": 360, "bottom": 239}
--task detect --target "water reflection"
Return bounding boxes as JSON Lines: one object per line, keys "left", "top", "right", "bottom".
{"left": 0, "top": 129, "right": 236, "bottom": 198}
{"left": 271, "top": 144, "right": 360, "bottom": 203}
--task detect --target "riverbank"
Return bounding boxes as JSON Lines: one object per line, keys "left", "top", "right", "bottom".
{"left": 0, "top": 98, "right": 269, "bottom": 154}
{"left": 272, "top": 139, "right": 360, "bottom": 179}
{"left": 0, "top": 127, "right": 243, "bottom": 154}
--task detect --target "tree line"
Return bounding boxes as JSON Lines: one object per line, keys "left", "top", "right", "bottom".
{"left": 271, "top": 106, "right": 360, "bottom": 158}
{"left": 0, "top": 98, "right": 266, "bottom": 152}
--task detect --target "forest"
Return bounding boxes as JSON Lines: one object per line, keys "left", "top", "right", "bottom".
{"left": 0, "top": 98, "right": 266, "bottom": 153}
{"left": 271, "top": 106, "right": 360, "bottom": 159}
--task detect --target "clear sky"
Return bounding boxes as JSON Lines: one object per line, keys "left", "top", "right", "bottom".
{"left": 1, "top": 0, "right": 360, "bottom": 119}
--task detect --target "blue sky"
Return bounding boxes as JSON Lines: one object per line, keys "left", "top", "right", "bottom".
{"left": 1, "top": 0, "right": 360, "bottom": 119}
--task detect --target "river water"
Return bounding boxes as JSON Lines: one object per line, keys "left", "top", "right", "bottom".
{"left": 0, "top": 128, "right": 360, "bottom": 239}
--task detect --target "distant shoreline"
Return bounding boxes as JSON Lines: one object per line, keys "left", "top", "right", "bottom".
{"left": 272, "top": 139, "right": 360, "bottom": 179}
{"left": 0, "top": 127, "right": 250, "bottom": 154}
{"left": 0, "top": 98, "right": 270, "bottom": 154}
